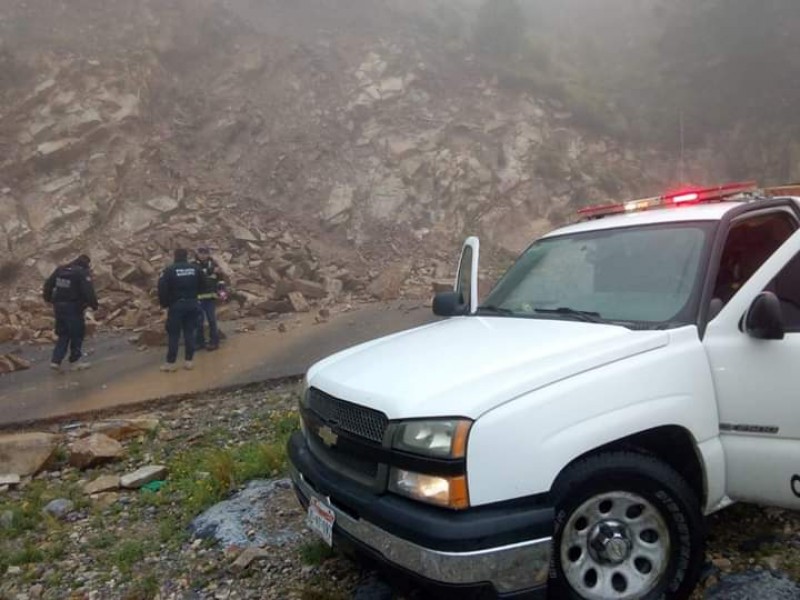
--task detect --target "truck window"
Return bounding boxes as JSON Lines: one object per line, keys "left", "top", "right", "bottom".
{"left": 767, "top": 251, "right": 800, "bottom": 331}
{"left": 482, "top": 222, "right": 714, "bottom": 328}
{"left": 712, "top": 212, "right": 796, "bottom": 305}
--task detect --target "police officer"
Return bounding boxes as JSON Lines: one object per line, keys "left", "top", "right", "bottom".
{"left": 43, "top": 254, "right": 98, "bottom": 371}
{"left": 194, "top": 246, "right": 225, "bottom": 351}
{"left": 157, "top": 248, "right": 206, "bottom": 372}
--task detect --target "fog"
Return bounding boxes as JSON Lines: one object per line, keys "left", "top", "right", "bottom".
{"left": 1, "top": 0, "right": 799, "bottom": 286}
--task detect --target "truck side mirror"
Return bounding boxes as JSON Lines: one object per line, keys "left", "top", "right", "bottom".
{"left": 745, "top": 291, "right": 785, "bottom": 340}
{"left": 433, "top": 291, "right": 468, "bottom": 317}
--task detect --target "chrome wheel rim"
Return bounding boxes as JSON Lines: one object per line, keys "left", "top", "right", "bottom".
{"left": 560, "top": 491, "right": 670, "bottom": 600}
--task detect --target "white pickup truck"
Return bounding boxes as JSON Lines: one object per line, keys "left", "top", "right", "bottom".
{"left": 288, "top": 182, "right": 800, "bottom": 600}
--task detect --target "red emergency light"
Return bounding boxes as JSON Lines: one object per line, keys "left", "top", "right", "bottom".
{"left": 577, "top": 181, "right": 758, "bottom": 220}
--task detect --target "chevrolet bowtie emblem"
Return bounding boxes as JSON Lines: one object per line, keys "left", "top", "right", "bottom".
{"left": 318, "top": 425, "right": 338, "bottom": 447}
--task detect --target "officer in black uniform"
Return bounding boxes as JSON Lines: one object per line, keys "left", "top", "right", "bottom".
{"left": 43, "top": 254, "right": 98, "bottom": 371}
{"left": 158, "top": 248, "right": 206, "bottom": 372}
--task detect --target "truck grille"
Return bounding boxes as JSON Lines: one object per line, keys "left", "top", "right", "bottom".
{"left": 307, "top": 387, "right": 388, "bottom": 444}
{"left": 307, "top": 435, "right": 380, "bottom": 485}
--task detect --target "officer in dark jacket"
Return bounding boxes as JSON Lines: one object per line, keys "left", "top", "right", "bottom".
{"left": 158, "top": 248, "right": 206, "bottom": 372}
{"left": 194, "top": 246, "right": 225, "bottom": 351}
{"left": 43, "top": 254, "right": 98, "bottom": 371}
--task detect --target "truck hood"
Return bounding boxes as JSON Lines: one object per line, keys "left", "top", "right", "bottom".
{"left": 307, "top": 317, "right": 670, "bottom": 420}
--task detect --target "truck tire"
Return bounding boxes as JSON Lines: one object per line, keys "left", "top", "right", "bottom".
{"left": 548, "top": 451, "right": 705, "bottom": 600}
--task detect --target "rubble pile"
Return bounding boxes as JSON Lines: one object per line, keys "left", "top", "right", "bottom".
{"left": 0, "top": 0, "right": 724, "bottom": 345}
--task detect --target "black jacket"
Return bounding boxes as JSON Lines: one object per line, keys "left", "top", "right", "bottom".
{"left": 43, "top": 263, "right": 99, "bottom": 310}
{"left": 195, "top": 258, "right": 224, "bottom": 299}
{"left": 158, "top": 261, "right": 206, "bottom": 308}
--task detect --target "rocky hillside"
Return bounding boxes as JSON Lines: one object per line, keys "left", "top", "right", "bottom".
{"left": 0, "top": 0, "right": 723, "bottom": 345}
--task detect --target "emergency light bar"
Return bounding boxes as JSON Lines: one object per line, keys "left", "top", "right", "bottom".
{"left": 577, "top": 181, "right": 758, "bottom": 220}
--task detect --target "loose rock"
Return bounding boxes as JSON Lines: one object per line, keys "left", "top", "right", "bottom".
{"left": 189, "top": 479, "right": 300, "bottom": 548}
{"left": 0, "top": 432, "right": 60, "bottom": 476}
{"left": 84, "top": 474, "right": 121, "bottom": 495}
{"left": 705, "top": 570, "right": 800, "bottom": 599}
{"left": 43, "top": 498, "right": 74, "bottom": 520}
{"left": 120, "top": 465, "right": 167, "bottom": 489}
{"left": 69, "top": 434, "right": 124, "bottom": 469}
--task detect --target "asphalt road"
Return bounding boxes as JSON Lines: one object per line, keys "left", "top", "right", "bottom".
{"left": 0, "top": 301, "right": 434, "bottom": 427}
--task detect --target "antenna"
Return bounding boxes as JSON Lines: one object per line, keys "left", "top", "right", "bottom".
{"left": 679, "top": 109, "right": 685, "bottom": 185}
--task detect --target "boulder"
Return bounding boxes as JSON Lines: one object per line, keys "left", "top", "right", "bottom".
{"left": 290, "top": 279, "right": 327, "bottom": 300}
{"left": 323, "top": 277, "right": 344, "bottom": 299}
{"left": 231, "top": 225, "right": 258, "bottom": 242}
{"left": 42, "top": 498, "right": 74, "bottom": 520}
{"left": 379, "top": 77, "right": 405, "bottom": 96}
{"left": 705, "top": 570, "right": 799, "bottom": 599}
{"left": 256, "top": 299, "right": 293, "bottom": 314}
{"left": 0, "top": 474, "right": 21, "bottom": 487}
{"left": 322, "top": 184, "right": 354, "bottom": 224}
{"left": 146, "top": 196, "right": 179, "bottom": 213}
{"left": 68, "top": 433, "right": 124, "bottom": 469}
{"left": 259, "top": 263, "right": 282, "bottom": 285}
{"left": 189, "top": 479, "right": 300, "bottom": 547}
{"left": 36, "top": 138, "right": 82, "bottom": 167}
{"left": 368, "top": 175, "right": 407, "bottom": 220}
{"left": 287, "top": 292, "right": 310, "bottom": 313}
{"left": 0, "top": 353, "right": 30, "bottom": 373}
{"left": 0, "top": 326, "right": 16, "bottom": 343}
{"left": 367, "top": 264, "right": 410, "bottom": 301}
{"left": 0, "top": 432, "right": 58, "bottom": 476}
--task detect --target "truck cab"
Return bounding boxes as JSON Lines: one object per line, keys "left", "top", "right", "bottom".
{"left": 288, "top": 182, "right": 800, "bottom": 600}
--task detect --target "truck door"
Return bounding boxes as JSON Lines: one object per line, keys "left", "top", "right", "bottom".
{"left": 704, "top": 212, "right": 800, "bottom": 509}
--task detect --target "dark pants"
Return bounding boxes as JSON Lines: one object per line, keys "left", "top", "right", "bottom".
{"left": 196, "top": 299, "right": 219, "bottom": 348}
{"left": 52, "top": 303, "right": 86, "bottom": 365}
{"left": 166, "top": 300, "right": 200, "bottom": 364}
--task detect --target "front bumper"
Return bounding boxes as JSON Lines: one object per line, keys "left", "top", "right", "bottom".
{"left": 288, "top": 431, "right": 552, "bottom": 598}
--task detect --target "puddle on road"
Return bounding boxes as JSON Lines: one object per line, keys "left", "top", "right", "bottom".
{"left": 0, "top": 302, "right": 431, "bottom": 425}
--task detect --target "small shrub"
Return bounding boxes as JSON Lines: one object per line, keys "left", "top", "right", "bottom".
{"left": 208, "top": 448, "right": 237, "bottom": 491}
{"left": 299, "top": 540, "right": 335, "bottom": 566}
{"left": 123, "top": 573, "right": 160, "bottom": 600}
{"left": 10, "top": 542, "right": 44, "bottom": 566}
{"left": 91, "top": 531, "right": 116, "bottom": 550}
{"left": 113, "top": 540, "right": 147, "bottom": 573}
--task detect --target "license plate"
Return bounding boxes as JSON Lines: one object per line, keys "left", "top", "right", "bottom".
{"left": 307, "top": 497, "right": 335, "bottom": 546}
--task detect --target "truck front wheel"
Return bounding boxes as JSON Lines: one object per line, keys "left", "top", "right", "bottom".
{"left": 548, "top": 452, "right": 705, "bottom": 600}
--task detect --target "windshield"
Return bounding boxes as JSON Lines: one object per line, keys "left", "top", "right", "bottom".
{"left": 481, "top": 222, "right": 715, "bottom": 329}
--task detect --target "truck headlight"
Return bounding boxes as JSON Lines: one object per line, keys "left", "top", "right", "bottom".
{"left": 388, "top": 469, "right": 469, "bottom": 509}
{"left": 392, "top": 419, "right": 471, "bottom": 459}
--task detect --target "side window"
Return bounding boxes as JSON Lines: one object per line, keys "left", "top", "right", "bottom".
{"left": 768, "top": 252, "right": 800, "bottom": 332}
{"left": 712, "top": 212, "right": 797, "bottom": 306}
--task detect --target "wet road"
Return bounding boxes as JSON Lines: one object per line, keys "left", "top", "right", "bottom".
{"left": 0, "top": 301, "right": 434, "bottom": 427}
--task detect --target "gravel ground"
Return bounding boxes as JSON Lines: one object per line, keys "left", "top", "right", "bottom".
{"left": 1, "top": 382, "right": 798, "bottom": 600}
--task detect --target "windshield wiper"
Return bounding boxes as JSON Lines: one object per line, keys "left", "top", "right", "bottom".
{"left": 534, "top": 307, "right": 607, "bottom": 324}
{"left": 477, "top": 305, "right": 516, "bottom": 316}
